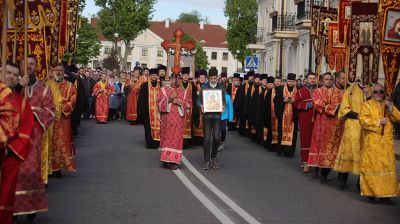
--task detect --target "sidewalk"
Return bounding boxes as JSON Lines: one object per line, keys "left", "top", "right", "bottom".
{"left": 394, "top": 139, "right": 400, "bottom": 161}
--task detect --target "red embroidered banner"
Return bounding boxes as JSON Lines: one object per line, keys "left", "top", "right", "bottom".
{"left": 328, "top": 22, "right": 347, "bottom": 72}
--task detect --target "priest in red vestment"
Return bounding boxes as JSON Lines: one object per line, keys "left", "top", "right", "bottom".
{"left": 158, "top": 75, "right": 191, "bottom": 169}
{"left": 294, "top": 73, "right": 317, "bottom": 173}
{"left": 308, "top": 72, "right": 346, "bottom": 184}
{"left": 93, "top": 73, "right": 113, "bottom": 123}
{"left": 0, "top": 62, "right": 34, "bottom": 224}
{"left": 52, "top": 65, "right": 77, "bottom": 174}
{"left": 14, "top": 56, "right": 55, "bottom": 222}
{"left": 137, "top": 68, "right": 160, "bottom": 149}
{"left": 180, "top": 67, "right": 197, "bottom": 147}
{"left": 126, "top": 67, "right": 141, "bottom": 123}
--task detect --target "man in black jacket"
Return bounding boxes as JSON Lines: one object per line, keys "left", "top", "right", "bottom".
{"left": 197, "top": 68, "right": 226, "bottom": 170}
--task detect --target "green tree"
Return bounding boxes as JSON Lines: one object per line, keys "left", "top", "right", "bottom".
{"left": 79, "top": 0, "right": 86, "bottom": 13}
{"left": 176, "top": 10, "right": 202, "bottom": 23}
{"left": 75, "top": 17, "right": 101, "bottom": 66}
{"left": 171, "top": 34, "right": 209, "bottom": 71}
{"left": 95, "top": 0, "right": 156, "bottom": 70}
{"left": 224, "top": 0, "right": 257, "bottom": 69}
{"left": 102, "top": 49, "right": 120, "bottom": 71}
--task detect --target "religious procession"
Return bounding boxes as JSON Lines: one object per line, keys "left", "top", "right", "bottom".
{"left": 1, "top": 0, "right": 400, "bottom": 223}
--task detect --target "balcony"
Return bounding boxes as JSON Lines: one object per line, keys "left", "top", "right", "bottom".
{"left": 246, "top": 27, "right": 267, "bottom": 50}
{"left": 270, "top": 14, "right": 299, "bottom": 39}
{"left": 295, "top": 0, "right": 324, "bottom": 29}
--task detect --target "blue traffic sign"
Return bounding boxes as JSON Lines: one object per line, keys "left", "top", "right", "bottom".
{"left": 245, "top": 56, "right": 259, "bottom": 70}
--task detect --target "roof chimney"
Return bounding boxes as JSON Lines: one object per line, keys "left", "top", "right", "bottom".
{"left": 165, "top": 18, "right": 170, "bottom": 28}
{"left": 200, "top": 21, "right": 204, "bottom": 30}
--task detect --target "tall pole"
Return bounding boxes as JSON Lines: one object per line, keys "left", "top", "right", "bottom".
{"left": 1, "top": 0, "right": 8, "bottom": 83}
{"left": 279, "top": 0, "right": 284, "bottom": 77}
{"left": 308, "top": 0, "right": 314, "bottom": 73}
{"left": 24, "top": 0, "right": 28, "bottom": 77}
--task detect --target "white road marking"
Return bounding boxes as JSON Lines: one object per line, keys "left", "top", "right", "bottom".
{"left": 173, "top": 169, "right": 235, "bottom": 224}
{"left": 182, "top": 156, "right": 262, "bottom": 224}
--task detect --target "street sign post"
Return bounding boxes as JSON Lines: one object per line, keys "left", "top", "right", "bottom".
{"left": 245, "top": 56, "right": 259, "bottom": 70}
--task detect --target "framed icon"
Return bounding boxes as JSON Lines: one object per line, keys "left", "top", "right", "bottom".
{"left": 202, "top": 89, "right": 223, "bottom": 113}
{"left": 359, "top": 22, "right": 373, "bottom": 46}
{"left": 383, "top": 9, "right": 400, "bottom": 44}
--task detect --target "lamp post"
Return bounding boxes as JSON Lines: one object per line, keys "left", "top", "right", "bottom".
{"left": 236, "top": 50, "right": 240, "bottom": 72}
{"left": 114, "top": 32, "right": 119, "bottom": 53}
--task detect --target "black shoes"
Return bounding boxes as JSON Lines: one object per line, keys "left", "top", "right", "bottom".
{"left": 27, "top": 213, "right": 37, "bottom": 224}
{"left": 367, "top": 197, "right": 376, "bottom": 204}
{"left": 170, "top": 164, "right": 178, "bottom": 170}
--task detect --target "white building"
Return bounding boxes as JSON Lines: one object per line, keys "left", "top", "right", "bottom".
{"left": 89, "top": 19, "right": 242, "bottom": 76}
{"left": 248, "top": 0, "right": 385, "bottom": 81}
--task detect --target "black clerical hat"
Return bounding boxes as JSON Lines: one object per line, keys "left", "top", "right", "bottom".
{"left": 260, "top": 74, "right": 268, "bottom": 80}
{"left": 287, "top": 73, "right": 296, "bottom": 81}
{"left": 267, "top": 76, "right": 275, "bottom": 83}
{"left": 182, "top": 67, "right": 190, "bottom": 74}
{"left": 233, "top": 73, "right": 240, "bottom": 78}
{"left": 149, "top": 68, "right": 158, "bottom": 75}
{"left": 158, "top": 65, "right": 167, "bottom": 71}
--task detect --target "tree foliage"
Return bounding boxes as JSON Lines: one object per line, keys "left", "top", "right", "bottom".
{"left": 102, "top": 48, "right": 120, "bottom": 71}
{"left": 177, "top": 10, "right": 203, "bottom": 24}
{"left": 172, "top": 34, "right": 209, "bottom": 71}
{"left": 95, "top": 0, "right": 156, "bottom": 70}
{"left": 75, "top": 17, "right": 101, "bottom": 66}
{"left": 79, "top": 0, "right": 86, "bottom": 13}
{"left": 224, "top": 0, "right": 257, "bottom": 68}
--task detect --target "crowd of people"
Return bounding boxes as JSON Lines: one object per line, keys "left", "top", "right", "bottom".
{"left": 1, "top": 60, "right": 400, "bottom": 224}
{"left": 103, "top": 65, "right": 400, "bottom": 205}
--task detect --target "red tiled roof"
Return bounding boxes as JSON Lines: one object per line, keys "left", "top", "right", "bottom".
{"left": 149, "top": 21, "right": 228, "bottom": 48}
{"left": 90, "top": 19, "right": 228, "bottom": 48}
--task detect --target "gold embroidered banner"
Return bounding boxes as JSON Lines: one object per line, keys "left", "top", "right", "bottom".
{"left": 349, "top": 2, "right": 380, "bottom": 84}
{"left": 311, "top": 6, "right": 338, "bottom": 76}
{"left": 379, "top": 0, "right": 400, "bottom": 96}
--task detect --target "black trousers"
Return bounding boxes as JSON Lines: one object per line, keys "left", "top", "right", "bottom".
{"left": 203, "top": 117, "right": 221, "bottom": 162}
{"left": 220, "top": 120, "right": 227, "bottom": 142}
{"left": 143, "top": 123, "right": 160, "bottom": 149}
{"left": 320, "top": 168, "right": 331, "bottom": 177}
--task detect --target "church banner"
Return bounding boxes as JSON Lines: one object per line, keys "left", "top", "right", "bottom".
{"left": 327, "top": 22, "right": 347, "bottom": 72}
{"left": 311, "top": 6, "right": 338, "bottom": 76}
{"left": 348, "top": 2, "right": 379, "bottom": 84}
{"left": 379, "top": 0, "right": 400, "bottom": 96}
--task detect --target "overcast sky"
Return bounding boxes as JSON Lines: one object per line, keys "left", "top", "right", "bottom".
{"left": 83, "top": 0, "right": 228, "bottom": 27}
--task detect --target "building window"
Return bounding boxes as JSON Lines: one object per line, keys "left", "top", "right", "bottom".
{"left": 211, "top": 66, "right": 217, "bottom": 70}
{"left": 223, "top": 52, "right": 228, "bottom": 61}
{"left": 92, "top": 60, "right": 99, "bottom": 69}
{"left": 141, "top": 63, "right": 147, "bottom": 69}
{"left": 117, "top": 46, "right": 122, "bottom": 53}
{"left": 221, "top": 67, "right": 227, "bottom": 73}
{"left": 211, "top": 52, "right": 217, "bottom": 60}
{"left": 142, "top": 49, "right": 148, "bottom": 56}
{"left": 157, "top": 50, "right": 164, "bottom": 57}
{"left": 125, "top": 62, "right": 132, "bottom": 70}
{"left": 104, "top": 46, "right": 111, "bottom": 54}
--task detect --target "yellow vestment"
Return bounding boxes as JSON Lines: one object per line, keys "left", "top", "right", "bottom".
{"left": 334, "top": 84, "right": 366, "bottom": 174}
{"left": 41, "top": 79, "right": 62, "bottom": 183}
{"left": 359, "top": 99, "right": 400, "bottom": 197}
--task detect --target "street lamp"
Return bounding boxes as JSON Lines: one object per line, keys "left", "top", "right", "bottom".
{"left": 114, "top": 33, "right": 119, "bottom": 52}
{"left": 236, "top": 50, "right": 240, "bottom": 72}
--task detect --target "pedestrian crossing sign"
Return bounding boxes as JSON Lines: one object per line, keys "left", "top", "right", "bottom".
{"left": 245, "top": 56, "right": 258, "bottom": 70}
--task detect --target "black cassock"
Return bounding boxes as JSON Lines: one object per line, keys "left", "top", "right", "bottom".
{"left": 235, "top": 83, "right": 252, "bottom": 136}
{"left": 137, "top": 81, "right": 160, "bottom": 149}
{"left": 247, "top": 85, "right": 261, "bottom": 141}
{"left": 273, "top": 86, "right": 298, "bottom": 157}
{"left": 255, "top": 87, "right": 268, "bottom": 145}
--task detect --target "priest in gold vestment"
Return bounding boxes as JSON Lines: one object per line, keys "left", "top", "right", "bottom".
{"left": 359, "top": 84, "right": 400, "bottom": 203}
{"left": 334, "top": 80, "right": 370, "bottom": 190}
{"left": 41, "top": 67, "right": 63, "bottom": 183}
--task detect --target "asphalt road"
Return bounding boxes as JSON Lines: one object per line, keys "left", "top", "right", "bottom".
{"left": 18, "top": 120, "right": 400, "bottom": 224}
